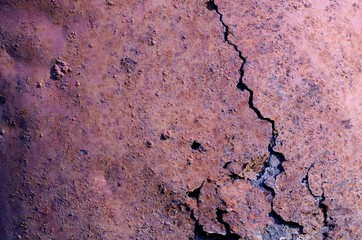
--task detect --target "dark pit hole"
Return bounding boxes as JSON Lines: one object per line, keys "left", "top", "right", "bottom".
{"left": 206, "top": 1, "right": 217, "bottom": 11}
{"left": 191, "top": 141, "right": 201, "bottom": 150}
{"left": 0, "top": 96, "right": 6, "bottom": 104}
{"left": 191, "top": 141, "right": 206, "bottom": 153}
{"left": 145, "top": 140, "right": 153, "bottom": 148}
{"left": 80, "top": 149, "right": 88, "bottom": 155}
{"left": 160, "top": 133, "right": 169, "bottom": 140}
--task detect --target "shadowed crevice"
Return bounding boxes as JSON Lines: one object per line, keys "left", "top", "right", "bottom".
{"left": 302, "top": 164, "right": 335, "bottom": 239}
{"left": 205, "top": 0, "right": 304, "bottom": 235}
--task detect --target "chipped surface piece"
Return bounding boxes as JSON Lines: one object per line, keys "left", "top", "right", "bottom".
{"left": 194, "top": 180, "right": 226, "bottom": 235}
{"left": 273, "top": 172, "right": 323, "bottom": 235}
{"left": 218, "top": 179, "right": 273, "bottom": 238}
{"left": 187, "top": 176, "right": 274, "bottom": 239}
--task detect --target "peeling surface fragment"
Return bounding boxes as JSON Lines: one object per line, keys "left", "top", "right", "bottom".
{"left": 218, "top": 180, "right": 272, "bottom": 238}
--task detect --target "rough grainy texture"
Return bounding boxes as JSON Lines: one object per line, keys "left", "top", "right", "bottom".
{"left": 0, "top": 0, "right": 361, "bottom": 240}
{"left": 215, "top": 0, "right": 362, "bottom": 239}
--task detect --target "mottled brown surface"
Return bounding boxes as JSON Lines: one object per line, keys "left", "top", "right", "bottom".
{"left": 216, "top": 0, "right": 362, "bottom": 239}
{"left": 0, "top": 0, "right": 361, "bottom": 239}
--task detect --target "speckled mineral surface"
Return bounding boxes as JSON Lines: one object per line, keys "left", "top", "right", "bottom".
{"left": 0, "top": 0, "right": 361, "bottom": 239}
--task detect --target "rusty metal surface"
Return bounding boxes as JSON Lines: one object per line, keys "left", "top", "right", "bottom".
{"left": 0, "top": 0, "right": 361, "bottom": 239}
{"left": 215, "top": 0, "right": 362, "bottom": 239}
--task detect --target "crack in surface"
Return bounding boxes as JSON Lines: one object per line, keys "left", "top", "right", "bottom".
{"left": 302, "top": 164, "right": 335, "bottom": 239}
{"left": 194, "top": 220, "right": 240, "bottom": 240}
{"left": 302, "top": 163, "right": 318, "bottom": 199}
{"left": 187, "top": 183, "right": 242, "bottom": 239}
{"left": 206, "top": 0, "right": 304, "bottom": 235}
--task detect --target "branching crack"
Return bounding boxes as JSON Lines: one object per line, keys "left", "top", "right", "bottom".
{"left": 262, "top": 184, "right": 303, "bottom": 232}
{"left": 206, "top": 1, "right": 276, "bottom": 138}
{"left": 206, "top": 0, "right": 304, "bottom": 235}
{"left": 302, "top": 164, "right": 335, "bottom": 239}
{"left": 187, "top": 183, "right": 203, "bottom": 199}
{"left": 215, "top": 209, "right": 240, "bottom": 239}
{"left": 187, "top": 183, "right": 241, "bottom": 239}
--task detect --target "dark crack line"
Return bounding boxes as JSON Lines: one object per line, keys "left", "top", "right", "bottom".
{"left": 215, "top": 208, "right": 241, "bottom": 239}
{"left": 207, "top": 1, "right": 276, "bottom": 135}
{"left": 206, "top": 0, "right": 303, "bottom": 234}
{"left": 302, "top": 163, "right": 318, "bottom": 199}
{"left": 187, "top": 182, "right": 203, "bottom": 200}
{"left": 302, "top": 164, "right": 335, "bottom": 239}
{"left": 262, "top": 184, "right": 303, "bottom": 232}
{"left": 206, "top": 1, "right": 280, "bottom": 151}
{"left": 320, "top": 191, "right": 334, "bottom": 239}
{"left": 193, "top": 220, "right": 240, "bottom": 240}
{"left": 187, "top": 183, "right": 241, "bottom": 239}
